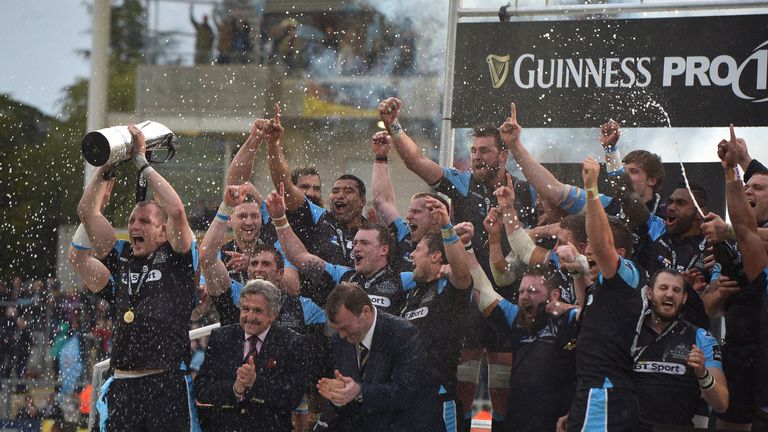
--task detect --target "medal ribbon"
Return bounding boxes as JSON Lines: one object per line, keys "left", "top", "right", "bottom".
{"left": 126, "top": 252, "right": 156, "bottom": 315}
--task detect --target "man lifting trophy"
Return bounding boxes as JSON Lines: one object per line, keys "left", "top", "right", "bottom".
{"left": 69, "top": 123, "right": 197, "bottom": 431}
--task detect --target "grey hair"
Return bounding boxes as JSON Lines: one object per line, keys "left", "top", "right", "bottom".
{"left": 241, "top": 279, "right": 282, "bottom": 316}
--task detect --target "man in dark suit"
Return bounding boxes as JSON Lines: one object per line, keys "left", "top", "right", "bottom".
{"left": 194, "top": 279, "right": 306, "bottom": 432}
{"left": 316, "top": 282, "right": 441, "bottom": 431}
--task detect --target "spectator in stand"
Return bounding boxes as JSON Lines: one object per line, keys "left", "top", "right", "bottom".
{"left": 190, "top": 5, "right": 214, "bottom": 65}
{"left": 0, "top": 280, "right": 9, "bottom": 316}
{"left": 9, "top": 314, "right": 33, "bottom": 386}
{"left": 0, "top": 306, "right": 17, "bottom": 381}
{"left": 214, "top": 12, "right": 235, "bottom": 64}
{"left": 233, "top": 18, "right": 253, "bottom": 64}
{"left": 272, "top": 19, "right": 302, "bottom": 74}
{"left": 42, "top": 387, "right": 64, "bottom": 422}
{"left": 16, "top": 395, "right": 41, "bottom": 420}
{"left": 11, "top": 275, "right": 23, "bottom": 301}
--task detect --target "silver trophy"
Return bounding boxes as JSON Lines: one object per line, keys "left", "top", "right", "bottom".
{"left": 81, "top": 121, "right": 177, "bottom": 167}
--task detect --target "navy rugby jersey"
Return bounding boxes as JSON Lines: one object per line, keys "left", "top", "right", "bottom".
{"left": 433, "top": 168, "right": 535, "bottom": 288}
{"left": 399, "top": 275, "right": 470, "bottom": 393}
{"left": 633, "top": 316, "right": 721, "bottom": 426}
{"left": 489, "top": 300, "right": 579, "bottom": 431}
{"left": 575, "top": 257, "right": 647, "bottom": 390}
{"left": 102, "top": 240, "right": 197, "bottom": 370}
{"left": 324, "top": 263, "right": 406, "bottom": 315}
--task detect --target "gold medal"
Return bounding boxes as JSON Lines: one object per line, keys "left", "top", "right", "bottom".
{"left": 123, "top": 310, "right": 135, "bottom": 323}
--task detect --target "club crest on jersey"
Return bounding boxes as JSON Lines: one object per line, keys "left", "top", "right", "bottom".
{"left": 668, "top": 343, "right": 691, "bottom": 361}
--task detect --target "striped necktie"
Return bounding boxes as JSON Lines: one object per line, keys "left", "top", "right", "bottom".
{"left": 357, "top": 343, "right": 369, "bottom": 376}
{"left": 244, "top": 335, "right": 260, "bottom": 363}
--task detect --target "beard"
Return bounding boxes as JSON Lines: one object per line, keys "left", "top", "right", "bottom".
{"left": 518, "top": 303, "right": 549, "bottom": 333}
{"left": 472, "top": 161, "right": 501, "bottom": 182}
{"left": 667, "top": 214, "right": 695, "bottom": 237}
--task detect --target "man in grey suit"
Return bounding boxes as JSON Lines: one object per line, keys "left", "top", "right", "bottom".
{"left": 316, "top": 282, "right": 441, "bottom": 431}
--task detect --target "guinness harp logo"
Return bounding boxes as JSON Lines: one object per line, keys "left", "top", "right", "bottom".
{"left": 486, "top": 54, "right": 511, "bottom": 88}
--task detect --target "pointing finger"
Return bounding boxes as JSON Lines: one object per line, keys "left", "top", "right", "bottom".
{"left": 729, "top": 123, "right": 736, "bottom": 143}
{"left": 274, "top": 102, "right": 281, "bottom": 126}
{"left": 510, "top": 102, "right": 517, "bottom": 124}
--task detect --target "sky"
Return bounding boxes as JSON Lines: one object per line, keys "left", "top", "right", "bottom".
{"left": 0, "top": 1, "right": 92, "bottom": 117}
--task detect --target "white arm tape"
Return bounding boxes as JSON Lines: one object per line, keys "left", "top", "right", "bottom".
{"left": 574, "top": 254, "right": 590, "bottom": 275}
{"left": 491, "top": 254, "right": 524, "bottom": 287}
{"left": 71, "top": 223, "right": 91, "bottom": 250}
{"left": 507, "top": 227, "right": 536, "bottom": 264}
{"left": 605, "top": 148, "right": 624, "bottom": 174}
{"left": 471, "top": 266, "right": 502, "bottom": 312}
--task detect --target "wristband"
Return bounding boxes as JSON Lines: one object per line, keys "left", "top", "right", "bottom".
{"left": 272, "top": 216, "right": 290, "bottom": 230}
{"left": 585, "top": 186, "right": 599, "bottom": 201}
{"left": 605, "top": 148, "right": 624, "bottom": 177}
{"left": 442, "top": 234, "right": 460, "bottom": 245}
{"left": 698, "top": 369, "right": 715, "bottom": 390}
{"left": 138, "top": 163, "right": 153, "bottom": 178}
{"left": 216, "top": 202, "right": 234, "bottom": 221}
{"left": 71, "top": 223, "right": 91, "bottom": 250}
{"left": 389, "top": 119, "right": 403, "bottom": 140}
{"left": 133, "top": 154, "right": 149, "bottom": 169}
{"left": 375, "top": 155, "right": 389, "bottom": 163}
{"left": 463, "top": 241, "right": 473, "bottom": 251}
{"left": 734, "top": 166, "right": 741, "bottom": 181}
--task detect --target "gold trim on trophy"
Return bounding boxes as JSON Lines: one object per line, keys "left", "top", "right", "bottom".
{"left": 486, "top": 54, "right": 511, "bottom": 89}
{"left": 124, "top": 310, "right": 135, "bottom": 324}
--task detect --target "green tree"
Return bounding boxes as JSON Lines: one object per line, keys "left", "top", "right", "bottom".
{"left": 0, "top": 0, "right": 148, "bottom": 281}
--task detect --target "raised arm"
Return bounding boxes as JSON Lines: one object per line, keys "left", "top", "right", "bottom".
{"left": 601, "top": 120, "right": 650, "bottom": 230}
{"left": 726, "top": 133, "right": 767, "bottom": 182}
{"left": 129, "top": 124, "right": 193, "bottom": 253}
{"left": 583, "top": 157, "right": 620, "bottom": 278}
{"left": 266, "top": 183, "right": 326, "bottom": 274}
{"left": 720, "top": 125, "right": 768, "bottom": 281}
{"left": 499, "top": 102, "right": 565, "bottom": 208}
{"left": 428, "top": 197, "right": 471, "bottom": 289}
{"left": 199, "top": 184, "right": 253, "bottom": 297}
{"left": 482, "top": 207, "right": 525, "bottom": 287}
{"left": 456, "top": 222, "right": 503, "bottom": 316}
{"left": 371, "top": 131, "right": 400, "bottom": 226}
{"left": 262, "top": 104, "right": 305, "bottom": 212}
{"left": 189, "top": 5, "right": 197, "bottom": 26}
{"left": 71, "top": 169, "right": 116, "bottom": 292}
{"left": 496, "top": 175, "right": 550, "bottom": 266}
{"left": 378, "top": 97, "right": 444, "bottom": 185}
{"left": 227, "top": 116, "right": 266, "bottom": 186}
{"left": 76, "top": 165, "right": 118, "bottom": 258}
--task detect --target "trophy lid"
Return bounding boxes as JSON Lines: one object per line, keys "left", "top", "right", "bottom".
{"left": 81, "top": 131, "right": 113, "bottom": 166}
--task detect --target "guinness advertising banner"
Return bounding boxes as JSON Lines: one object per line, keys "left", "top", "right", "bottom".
{"left": 452, "top": 15, "right": 768, "bottom": 128}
